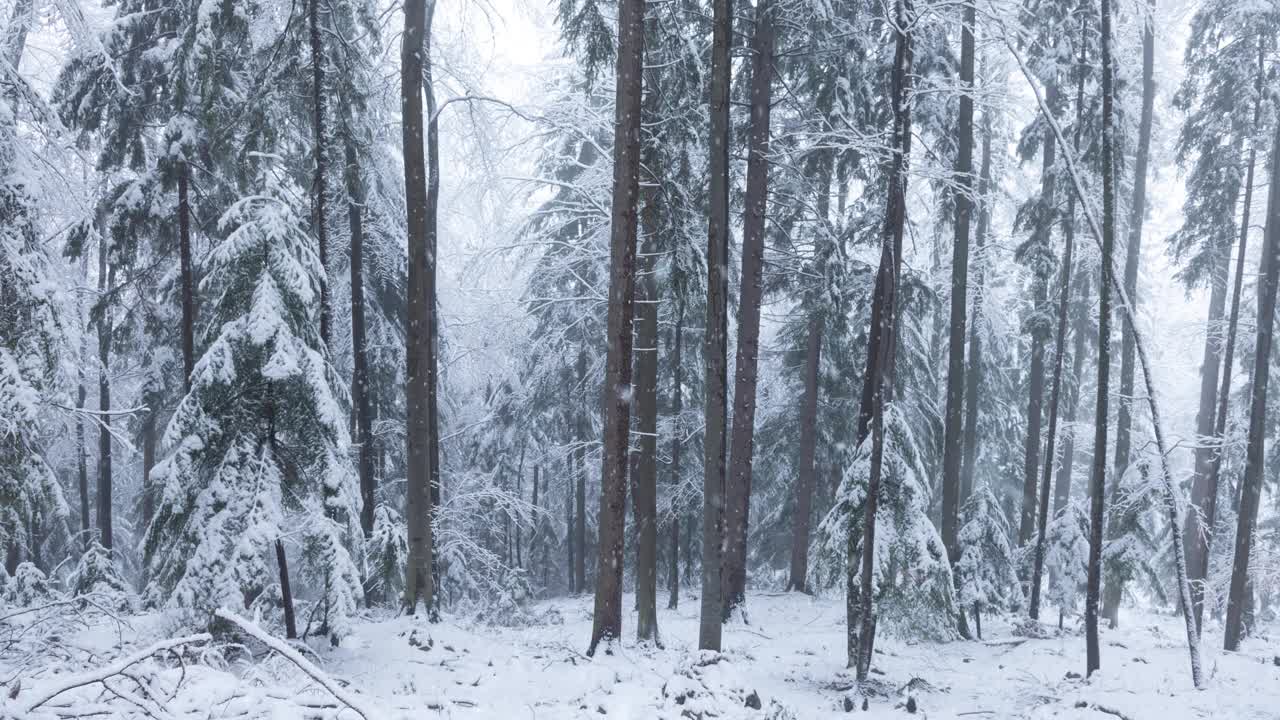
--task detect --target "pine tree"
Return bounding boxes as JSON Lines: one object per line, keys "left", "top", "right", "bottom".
{"left": 957, "top": 484, "right": 1018, "bottom": 638}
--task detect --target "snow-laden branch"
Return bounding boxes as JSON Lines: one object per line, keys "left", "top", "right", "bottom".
{"left": 20, "top": 633, "right": 210, "bottom": 713}
{"left": 993, "top": 10, "right": 1204, "bottom": 689}
{"left": 213, "top": 609, "right": 378, "bottom": 720}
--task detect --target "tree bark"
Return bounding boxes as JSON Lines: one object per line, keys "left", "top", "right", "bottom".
{"left": 668, "top": 300, "right": 685, "bottom": 610}
{"left": 960, "top": 112, "right": 993, "bottom": 505}
{"left": 722, "top": 0, "right": 774, "bottom": 621}
{"left": 567, "top": 448, "right": 575, "bottom": 594}
{"left": 941, "top": 0, "right": 975, "bottom": 639}
{"left": 96, "top": 236, "right": 114, "bottom": 551}
{"left": 401, "top": 0, "right": 436, "bottom": 618}
{"left": 854, "top": 0, "right": 912, "bottom": 679}
{"left": 276, "top": 539, "right": 298, "bottom": 639}
{"left": 346, "top": 140, "right": 376, "bottom": 538}
{"left": 699, "top": 0, "right": 732, "bottom": 653}
{"left": 575, "top": 435, "right": 587, "bottom": 593}
{"left": 1087, "top": 0, "right": 1118, "bottom": 677}
{"left": 76, "top": 325, "right": 89, "bottom": 548}
{"left": 1103, "top": 0, "right": 1155, "bottom": 629}
{"left": 941, "top": 0, "right": 975, "bottom": 578}
{"left": 1223, "top": 110, "right": 1280, "bottom": 653}
{"left": 177, "top": 162, "right": 195, "bottom": 391}
{"left": 587, "top": 0, "right": 644, "bottom": 655}
{"left": 631, "top": 23, "right": 663, "bottom": 643}
{"left": 310, "top": 0, "right": 330, "bottom": 348}
{"left": 1193, "top": 39, "right": 1264, "bottom": 630}
{"left": 787, "top": 312, "right": 821, "bottom": 593}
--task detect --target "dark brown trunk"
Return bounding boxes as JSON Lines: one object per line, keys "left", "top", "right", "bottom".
{"left": 423, "top": 2, "right": 444, "bottom": 595}
{"left": 668, "top": 301, "right": 685, "bottom": 610}
{"left": 787, "top": 313, "right": 821, "bottom": 593}
{"left": 276, "top": 539, "right": 298, "bottom": 639}
{"left": 177, "top": 163, "right": 195, "bottom": 391}
{"left": 1103, "top": 0, "right": 1155, "bottom": 629}
{"left": 629, "top": 42, "right": 662, "bottom": 647}
{"left": 1223, "top": 110, "right": 1280, "bottom": 652}
{"left": 960, "top": 113, "right": 993, "bottom": 504}
{"left": 941, "top": 0, "right": 975, "bottom": 638}
{"left": 402, "top": 0, "right": 436, "bottom": 617}
{"left": 96, "top": 240, "right": 114, "bottom": 550}
{"left": 310, "top": 0, "right": 330, "bottom": 348}
{"left": 1087, "top": 0, "right": 1117, "bottom": 677}
{"left": 699, "top": 0, "right": 732, "bottom": 653}
{"left": 141, "top": 409, "right": 157, "bottom": 530}
{"left": 722, "top": 0, "right": 774, "bottom": 621}
{"left": 854, "top": 0, "right": 912, "bottom": 678}
{"left": 347, "top": 141, "right": 376, "bottom": 538}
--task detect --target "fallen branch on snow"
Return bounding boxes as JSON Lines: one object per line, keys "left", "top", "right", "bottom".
{"left": 213, "top": 608, "right": 378, "bottom": 720}
{"left": 19, "top": 632, "right": 210, "bottom": 713}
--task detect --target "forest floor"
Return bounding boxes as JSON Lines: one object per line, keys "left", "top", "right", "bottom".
{"left": 7, "top": 591, "right": 1279, "bottom": 719}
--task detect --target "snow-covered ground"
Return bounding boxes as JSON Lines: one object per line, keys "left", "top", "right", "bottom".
{"left": 6, "top": 592, "right": 1278, "bottom": 719}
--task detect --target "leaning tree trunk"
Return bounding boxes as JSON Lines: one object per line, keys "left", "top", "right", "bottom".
{"left": 941, "top": 0, "right": 975, "bottom": 638}
{"left": 853, "top": 0, "right": 912, "bottom": 679}
{"left": 1031, "top": 25, "right": 1087, "bottom": 621}
{"left": 1007, "top": 7, "right": 1204, "bottom": 687}
{"left": 586, "top": 0, "right": 644, "bottom": 655}
{"left": 1020, "top": 81, "right": 1058, "bottom": 549}
{"left": 722, "top": 0, "right": 775, "bottom": 621}
{"left": 1103, "top": 0, "right": 1154, "bottom": 629}
{"left": 1193, "top": 38, "right": 1264, "bottom": 630}
{"left": 1086, "top": 0, "right": 1118, "bottom": 677}
{"left": 699, "top": 0, "right": 732, "bottom": 654}
{"left": 1223, "top": 107, "right": 1280, "bottom": 653}
{"left": 401, "top": 0, "right": 436, "bottom": 618}
{"left": 310, "top": 0, "right": 330, "bottom": 348}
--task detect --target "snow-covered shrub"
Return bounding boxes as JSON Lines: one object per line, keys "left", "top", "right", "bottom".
{"left": 144, "top": 160, "right": 361, "bottom": 640}
{"left": 1045, "top": 501, "right": 1090, "bottom": 626}
{"left": 6, "top": 562, "right": 55, "bottom": 607}
{"left": 956, "top": 484, "right": 1018, "bottom": 616}
{"left": 70, "top": 542, "right": 136, "bottom": 611}
{"left": 365, "top": 504, "right": 408, "bottom": 602}
{"left": 815, "top": 404, "right": 957, "bottom": 641}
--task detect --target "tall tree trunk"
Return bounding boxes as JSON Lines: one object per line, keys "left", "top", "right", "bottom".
{"left": 631, "top": 24, "right": 662, "bottom": 643}
{"left": 141, "top": 410, "right": 156, "bottom": 531}
{"left": 722, "top": 0, "right": 774, "bottom": 621}
{"left": 1194, "top": 39, "right": 1264, "bottom": 630}
{"left": 423, "top": 2, "right": 444, "bottom": 595}
{"left": 529, "top": 465, "right": 540, "bottom": 575}
{"left": 668, "top": 300, "right": 685, "bottom": 610}
{"left": 960, "top": 112, "right": 993, "bottom": 505}
{"left": 575, "top": 437, "right": 587, "bottom": 593}
{"left": 310, "top": 0, "right": 330, "bottom": 348}
{"left": 587, "top": 0, "right": 643, "bottom": 655}
{"left": 1020, "top": 81, "right": 1058, "bottom": 548}
{"left": 1087, "top": 0, "right": 1118, "bottom": 677}
{"left": 401, "top": 0, "right": 436, "bottom": 618}
{"left": 177, "top": 162, "right": 195, "bottom": 391}
{"left": 567, "top": 448, "right": 575, "bottom": 594}
{"left": 1223, "top": 109, "right": 1280, "bottom": 653}
{"left": 96, "top": 237, "right": 114, "bottom": 551}
{"left": 787, "top": 312, "right": 821, "bottom": 594}
{"left": 941, "top": 0, "right": 975, "bottom": 636}
{"left": 853, "top": 0, "right": 912, "bottom": 678}
{"left": 1103, "top": 0, "right": 1155, "bottom": 629}
{"left": 347, "top": 141, "right": 376, "bottom": 538}
{"left": 276, "top": 539, "right": 298, "bottom": 639}
{"left": 76, "top": 314, "right": 90, "bottom": 548}
{"left": 699, "top": 0, "right": 732, "bottom": 653}
{"left": 1053, "top": 276, "right": 1088, "bottom": 514}
{"left": 1031, "top": 23, "right": 1087, "bottom": 620}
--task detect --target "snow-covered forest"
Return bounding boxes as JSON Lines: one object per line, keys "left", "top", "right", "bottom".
{"left": 1, "top": 0, "right": 1279, "bottom": 716}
